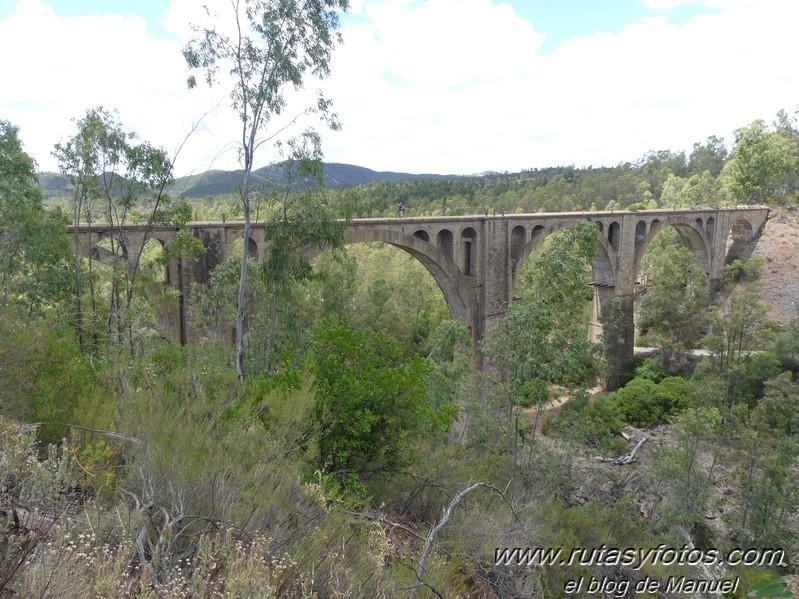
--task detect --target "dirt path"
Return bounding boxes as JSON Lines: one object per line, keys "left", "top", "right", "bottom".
{"left": 522, "top": 384, "right": 604, "bottom": 442}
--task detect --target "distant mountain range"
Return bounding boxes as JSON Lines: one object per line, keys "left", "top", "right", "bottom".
{"left": 38, "top": 163, "right": 452, "bottom": 199}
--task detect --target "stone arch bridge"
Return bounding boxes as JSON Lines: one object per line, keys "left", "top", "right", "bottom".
{"left": 69, "top": 206, "right": 769, "bottom": 372}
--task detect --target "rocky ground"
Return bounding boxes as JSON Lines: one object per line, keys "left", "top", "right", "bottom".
{"left": 752, "top": 205, "right": 799, "bottom": 325}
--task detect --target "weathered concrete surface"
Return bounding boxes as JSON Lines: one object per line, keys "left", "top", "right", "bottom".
{"left": 68, "top": 206, "right": 769, "bottom": 373}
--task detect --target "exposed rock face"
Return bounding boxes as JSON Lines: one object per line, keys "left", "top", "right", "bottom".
{"left": 751, "top": 207, "right": 799, "bottom": 325}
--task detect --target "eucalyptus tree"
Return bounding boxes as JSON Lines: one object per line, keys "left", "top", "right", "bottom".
{"left": 0, "top": 120, "right": 71, "bottom": 319}
{"left": 637, "top": 229, "right": 709, "bottom": 371}
{"left": 183, "top": 0, "right": 349, "bottom": 380}
{"left": 54, "top": 108, "right": 184, "bottom": 351}
{"left": 703, "top": 259, "right": 781, "bottom": 412}
{"left": 487, "top": 222, "right": 600, "bottom": 450}
{"left": 725, "top": 120, "right": 790, "bottom": 204}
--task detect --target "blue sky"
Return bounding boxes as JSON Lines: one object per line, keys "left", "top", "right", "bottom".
{"left": 1, "top": 0, "right": 721, "bottom": 52}
{"left": 0, "top": 0, "right": 796, "bottom": 176}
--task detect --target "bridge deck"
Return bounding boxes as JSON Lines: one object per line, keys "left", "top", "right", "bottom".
{"left": 67, "top": 205, "right": 769, "bottom": 231}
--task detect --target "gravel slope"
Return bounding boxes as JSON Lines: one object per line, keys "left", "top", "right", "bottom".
{"left": 751, "top": 206, "right": 799, "bottom": 325}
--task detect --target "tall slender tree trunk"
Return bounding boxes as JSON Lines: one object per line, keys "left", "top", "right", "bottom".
{"left": 235, "top": 176, "right": 251, "bottom": 381}
{"left": 265, "top": 286, "right": 280, "bottom": 373}
{"left": 71, "top": 190, "right": 86, "bottom": 352}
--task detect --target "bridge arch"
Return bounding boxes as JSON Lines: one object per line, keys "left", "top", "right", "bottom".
{"left": 91, "top": 233, "right": 129, "bottom": 262}
{"left": 139, "top": 237, "right": 170, "bottom": 283}
{"left": 328, "top": 228, "right": 474, "bottom": 325}
{"left": 608, "top": 221, "right": 621, "bottom": 252}
{"left": 635, "top": 218, "right": 712, "bottom": 273}
{"left": 413, "top": 229, "right": 430, "bottom": 242}
{"left": 512, "top": 222, "right": 617, "bottom": 288}
{"left": 726, "top": 217, "right": 756, "bottom": 263}
{"left": 461, "top": 227, "right": 478, "bottom": 276}
{"left": 227, "top": 235, "right": 259, "bottom": 260}
{"left": 436, "top": 228, "right": 454, "bottom": 262}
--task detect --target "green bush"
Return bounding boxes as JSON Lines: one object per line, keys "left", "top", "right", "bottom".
{"left": 309, "top": 319, "right": 456, "bottom": 486}
{"left": 613, "top": 376, "right": 690, "bottom": 427}
{"left": 617, "top": 356, "right": 667, "bottom": 387}
{"left": 543, "top": 394, "right": 628, "bottom": 454}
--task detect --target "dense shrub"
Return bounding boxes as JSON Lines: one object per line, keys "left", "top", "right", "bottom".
{"left": 617, "top": 356, "right": 668, "bottom": 388}
{"left": 543, "top": 394, "right": 628, "bottom": 454}
{"left": 613, "top": 376, "right": 690, "bottom": 427}
{"left": 309, "top": 319, "right": 456, "bottom": 485}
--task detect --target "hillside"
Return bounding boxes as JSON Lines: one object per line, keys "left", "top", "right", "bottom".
{"left": 753, "top": 206, "right": 799, "bottom": 325}
{"left": 37, "top": 162, "right": 451, "bottom": 199}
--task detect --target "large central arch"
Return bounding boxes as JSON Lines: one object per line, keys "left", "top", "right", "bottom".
{"left": 633, "top": 218, "right": 712, "bottom": 274}
{"left": 511, "top": 222, "right": 618, "bottom": 288}
{"left": 306, "top": 227, "right": 475, "bottom": 326}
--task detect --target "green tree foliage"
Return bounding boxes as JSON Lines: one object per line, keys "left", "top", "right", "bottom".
{"left": 184, "top": 0, "right": 349, "bottom": 379}
{"left": 542, "top": 393, "right": 627, "bottom": 454}
{"left": 653, "top": 406, "right": 722, "bottom": 533}
{"left": 490, "top": 222, "right": 600, "bottom": 410}
{"left": 703, "top": 259, "right": 781, "bottom": 411}
{"left": 309, "top": 320, "right": 454, "bottom": 485}
{"left": 0, "top": 321, "right": 107, "bottom": 442}
{"left": 659, "top": 171, "right": 726, "bottom": 207}
{"left": 638, "top": 149, "right": 687, "bottom": 201}
{"left": 0, "top": 120, "right": 71, "bottom": 316}
{"left": 258, "top": 134, "right": 346, "bottom": 372}
{"left": 637, "top": 228, "right": 709, "bottom": 370}
{"left": 294, "top": 243, "right": 450, "bottom": 355}
{"left": 687, "top": 135, "right": 728, "bottom": 178}
{"left": 734, "top": 373, "right": 799, "bottom": 548}
{"left": 774, "top": 318, "right": 799, "bottom": 372}
{"left": 725, "top": 119, "right": 794, "bottom": 204}
{"left": 52, "top": 107, "right": 180, "bottom": 352}
{"left": 613, "top": 376, "right": 690, "bottom": 427}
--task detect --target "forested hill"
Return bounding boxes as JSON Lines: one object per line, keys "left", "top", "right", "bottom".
{"left": 38, "top": 162, "right": 450, "bottom": 199}
{"left": 39, "top": 113, "right": 799, "bottom": 220}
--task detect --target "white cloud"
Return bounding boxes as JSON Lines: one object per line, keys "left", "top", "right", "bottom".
{"left": 1, "top": 0, "right": 799, "bottom": 177}
{"left": 642, "top": 0, "right": 697, "bottom": 10}
{"left": 322, "top": 0, "right": 799, "bottom": 172}
{"left": 0, "top": 0, "right": 220, "bottom": 174}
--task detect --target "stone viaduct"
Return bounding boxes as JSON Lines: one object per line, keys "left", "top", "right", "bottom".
{"left": 69, "top": 206, "right": 769, "bottom": 373}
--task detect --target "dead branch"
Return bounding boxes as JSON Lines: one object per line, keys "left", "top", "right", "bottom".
{"left": 409, "top": 481, "right": 484, "bottom": 599}
{"left": 595, "top": 437, "right": 648, "bottom": 465}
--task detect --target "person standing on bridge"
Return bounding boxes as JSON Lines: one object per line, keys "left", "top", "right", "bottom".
{"left": 396, "top": 201, "right": 406, "bottom": 217}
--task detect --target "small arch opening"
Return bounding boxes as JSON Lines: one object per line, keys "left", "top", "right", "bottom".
{"left": 510, "top": 225, "right": 526, "bottom": 261}
{"left": 437, "top": 229, "right": 454, "bottom": 262}
{"left": 462, "top": 227, "right": 477, "bottom": 276}
{"left": 608, "top": 222, "right": 620, "bottom": 252}
{"left": 231, "top": 236, "right": 258, "bottom": 260}
{"left": 141, "top": 238, "right": 168, "bottom": 283}
{"left": 635, "top": 220, "right": 647, "bottom": 250}
{"left": 726, "top": 219, "right": 755, "bottom": 264}
{"left": 531, "top": 225, "right": 546, "bottom": 245}
{"left": 93, "top": 236, "right": 128, "bottom": 262}
{"left": 413, "top": 229, "right": 430, "bottom": 242}
{"left": 650, "top": 219, "right": 662, "bottom": 237}
{"left": 705, "top": 216, "right": 716, "bottom": 240}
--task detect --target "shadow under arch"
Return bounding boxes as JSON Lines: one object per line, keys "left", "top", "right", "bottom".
{"left": 91, "top": 233, "right": 129, "bottom": 262}
{"left": 305, "top": 228, "right": 474, "bottom": 325}
{"left": 227, "top": 234, "right": 259, "bottom": 260}
{"left": 726, "top": 217, "right": 756, "bottom": 263}
{"left": 635, "top": 221, "right": 712, "bottom": 273}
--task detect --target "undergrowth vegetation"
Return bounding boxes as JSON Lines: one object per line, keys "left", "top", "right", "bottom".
{"left": 3, "top": 108, "right": 799, "bottom": 596}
